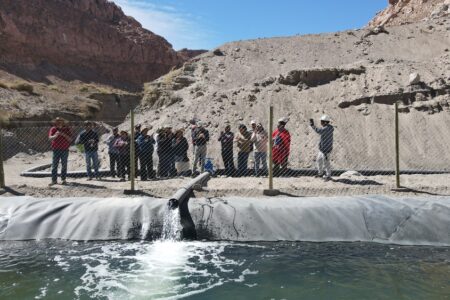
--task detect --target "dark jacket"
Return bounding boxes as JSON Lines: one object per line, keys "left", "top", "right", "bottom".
{"left": 192, "top": 127, "right": 210, "bottom": 146}
{"left": 78, "top": 130, "right": 99, "bottom": 152}
{"left": 312, "top": 124, "right": 334, "bottom": 154}
{"left": 157, "top": 134, "right": 173, "bottom": 156}
{"left": 137, "top": 134, "right": 155, "bottom": 155}
{"left": 172, "top": 137, "right": 189, "bottom": 162}
{"left": 218, "top": 131, "right": 234, "bottom": 152}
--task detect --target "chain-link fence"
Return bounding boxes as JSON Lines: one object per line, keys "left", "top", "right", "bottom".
{"left": 1, "top": 106, "right": 450, "bottom": 197}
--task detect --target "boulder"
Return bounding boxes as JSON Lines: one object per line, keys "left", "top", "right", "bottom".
{"left": 409, "top": 73, "right": 421, "bottom": 85}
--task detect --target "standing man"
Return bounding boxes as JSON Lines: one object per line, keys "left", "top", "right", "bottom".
{"left": 136, "top": 127, "right": 155, "bottom": 181}
{"left": 310, "top": 115, "right": 334, "bottom": 181}
{"left": 106, "top": 128, "right": 120, "bottom": 177}
{"left": 218, "top": 124, "right": 235, "bottom": 176}
{"left": 48, "top": 117, "right": 72, "bottom": 186}
{"left": 192, "top": 121, "right": 209, "bottom": 174}
{"left": 272, "top": 117, "right": 291, "bottom": 176}
{"left": 78, "top": 121, "right": 100, "bottom": 180}
{"left": 235, "top": 124, "right": 252, "bottom": 177}
{"left": 251, "top": 123, "right": 268, "bottom": 176}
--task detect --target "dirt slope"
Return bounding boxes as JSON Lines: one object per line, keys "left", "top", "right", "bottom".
{"left": 132, "top": 16, "right": 450, "bottom": 171}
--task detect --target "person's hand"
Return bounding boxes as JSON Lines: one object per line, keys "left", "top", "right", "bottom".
{"left": 309, "top": 119, "right": 314, "bottom": 126}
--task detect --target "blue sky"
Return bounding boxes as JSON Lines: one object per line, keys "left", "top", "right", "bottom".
{"left": 113, "top": 0, "right": 387, "bottom": 50}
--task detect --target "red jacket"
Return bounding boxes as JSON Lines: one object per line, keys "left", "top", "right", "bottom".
{"left": 49, "top": 126, "right": 72, "bottom": 150}
{"left": 272, "top": 128, "right": 291, "bottom": 164}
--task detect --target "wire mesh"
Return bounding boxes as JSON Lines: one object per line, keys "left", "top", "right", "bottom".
{"left": 1, "top": 108, "right": 449, "bottom": 197}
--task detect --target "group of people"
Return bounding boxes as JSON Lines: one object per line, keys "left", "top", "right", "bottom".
{"left": 48, "top": 114, "right": 334, "bottom": 185}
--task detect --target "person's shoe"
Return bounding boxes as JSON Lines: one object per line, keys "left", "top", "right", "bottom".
{"left": 49, "top": 181, "right": 57, "bottom": 187}
{"left": 119, "top": 178, "right": 125, "bottom": 182}
{"left": 323, "top": 176, "right": 331, "bottom": 182}
{"left": 314, "top": 174, "right": 323, "bottom": 178}
{"left": 61, "top": 180, "right": 67, "bottom": 185}
{"left": 87, "top": 177, "right": 93, "bottom": 181}
{"left": 96, "top": 177, "right": 101, "bottom": 180}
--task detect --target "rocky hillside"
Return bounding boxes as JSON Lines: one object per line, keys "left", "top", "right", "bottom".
{"left": 369, "top": 0, "right": 450, "bottom": 27}
{"left": 132, "top": 15, "right": 450, "bottom": 171}
{"left": 0, "top": 0, "right": 206, "bottom": 126}
{"left": 0, "top": 0, "right": 187, "bottom": 88}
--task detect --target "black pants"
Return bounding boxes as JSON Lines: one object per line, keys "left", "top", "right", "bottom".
{"left": 221, "top": 149, "right": 235, "bottom": 176}
{"left": 140, "top": 154, "right": 154, "bottom": 180}
{"left": 109, "top": 152, "right": 119, "bottom": 177}
{"left": 158, "top": 154, "right": 171, "bottom": 178}
{"left": 118, "top": 154, "right": 130, "bottom": 179}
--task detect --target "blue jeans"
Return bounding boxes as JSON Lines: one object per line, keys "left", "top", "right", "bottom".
{"left": 51, "top": 149, "right": 69, "bottom": 183}
{"left": 254, "top": 152, "right": 267, "bottom": 176}
{"left": 85, "top": 151, "right": 99, "bottom": 178}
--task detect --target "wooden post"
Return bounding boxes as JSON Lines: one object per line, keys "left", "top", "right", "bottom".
{"left": 263, "top": 106, "right": 279, "bottom": 196}
{"left": 268, "top": 106, "right": 274, "bottom": 190}
{"left": 395, "top": 102, "right": 401, "bottom": 189}
{"left": 130, "top": 109, "right": 136, "bottom": 192}
{"left": 0, "top": 125, "right": 5, "bottom": 188}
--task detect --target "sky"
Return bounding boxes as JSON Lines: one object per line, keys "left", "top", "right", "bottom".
{"left": 112, "top": 0, "right": 387, "bottom": 50}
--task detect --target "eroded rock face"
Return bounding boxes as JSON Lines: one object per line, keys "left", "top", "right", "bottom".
{"left": 369, "top": 0, "right": 450, "bottom": 27}
{"left": 0, "top": 0, "right": 187, "bottom": 88}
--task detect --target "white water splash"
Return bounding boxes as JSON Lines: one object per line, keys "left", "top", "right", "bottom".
{"left": 161, "top": 207, "right": 182, "bottom": 241}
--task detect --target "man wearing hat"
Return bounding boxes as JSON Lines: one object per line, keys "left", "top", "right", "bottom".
{"left": 272, "top": 117, "right": 291, "bottom": 176}
{"left": 78, "top": 121, "right": 100, "bottom": 180}
{"left": 310, "top": 115, "right": 334, "bottom": 181}
{"left": 48, "top": 117, "right": 72, "bottom": 185}
{"left": 191, "top": 121, "right": 210, "bottom": 174}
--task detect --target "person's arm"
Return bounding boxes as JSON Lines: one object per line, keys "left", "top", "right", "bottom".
{"left": 205, "top": 130, "right": 210, "bottom": 142}
{"left": 218, "top": 132, "right": 224, "bottom": 142}
{"left": 48, "top": 128, "right": 58, "bottom": 141}
{"left": 250, "top": 132, "right": 257, "bottom": 142}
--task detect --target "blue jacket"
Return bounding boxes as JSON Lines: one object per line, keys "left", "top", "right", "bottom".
{"left": 136, "top": 134, "right": 155, "bottom": 155}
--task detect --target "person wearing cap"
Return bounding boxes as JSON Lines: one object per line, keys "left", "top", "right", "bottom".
{"left": 251, "top": 123, "right": 268, "bottom": 176}
{"left": 310, "top": 115, "right": 334, "bottom": 181}
{"left": 218, "top": 124, "right": 235, "bottom": 176}
{"left": 136, "top": 128, "right": 155, "bottom": 180}
{"left": 48, "top": 117, "right": 73, "bottom": 185}
{"left": 78, "top": 121, "right": 100, "bottom": 180}
{"left": 106, "top": 128, "right": 120, "bottom": 177}
{"left": 191, "top": 121, "right": 210, "bottom": 174}
{"left": 272, "top": 117, "right": 291, "bottom": 176}
{"left": 235, "top": 124, "right": 252, "bottom": 177}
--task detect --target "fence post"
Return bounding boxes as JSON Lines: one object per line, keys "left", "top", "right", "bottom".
{"left": 0, "top": 125, "right": 5, "bottom": 188}
{"left": 129, "top": 109, "right": 136, "bottom": 192}
{"left": 395, "top": 102, "right": 401, "bottom": 189}
{"left": 264, "top": 106, "right": 279, "bottom": 196}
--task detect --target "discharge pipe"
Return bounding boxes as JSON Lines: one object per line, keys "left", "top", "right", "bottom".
{"left": 167, "top": 172, "right": 211, "bottom": 239}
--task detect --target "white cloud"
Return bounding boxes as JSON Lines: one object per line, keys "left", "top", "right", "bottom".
{"left": 112, "top": 0, "right": 212, "bottom": 50}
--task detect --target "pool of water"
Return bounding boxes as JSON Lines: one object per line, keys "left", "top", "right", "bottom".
{"left": 0, "top": 240, "right": 449, "bottom": 299}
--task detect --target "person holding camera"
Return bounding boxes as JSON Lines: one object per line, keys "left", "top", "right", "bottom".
{"left": 310, "top": 115, "right": 334, "bottom": 181}
{"left": 48, "top": 117, "right": 72, "bottom": 186}
{"left": 272, "top": 117, "right": 291, "bottom": 176}
{"left": 78, "top": 121, "right": 100, "bottom": 180}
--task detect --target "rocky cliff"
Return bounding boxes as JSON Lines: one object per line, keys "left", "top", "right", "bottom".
{"left": 369, "top": 0, "right": 450, "bottom": 27}
{"left": 0, "top": 0, "right": 189, "bottom": 88}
